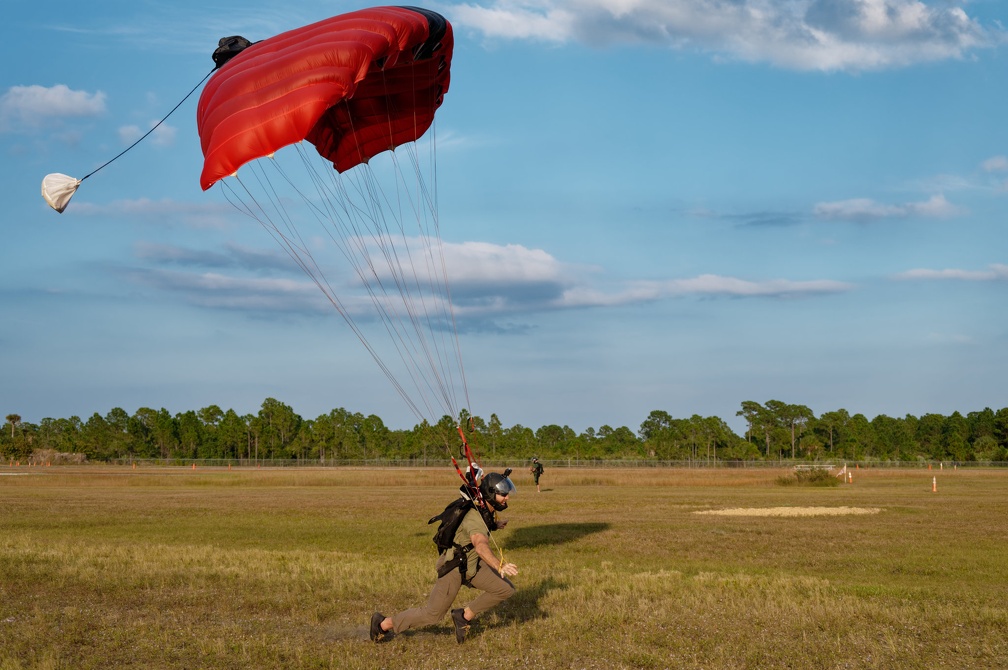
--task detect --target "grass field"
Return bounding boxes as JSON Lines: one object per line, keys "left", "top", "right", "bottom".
{"left": 1, "top": 465, "right": 1006, "bottom": 669}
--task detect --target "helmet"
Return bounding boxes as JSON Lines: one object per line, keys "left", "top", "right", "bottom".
{"left": 479, "top": 471, "right": 516, "bottom": 511}
{"left": 464, "top": 464, "right": 484, "bottom": 489}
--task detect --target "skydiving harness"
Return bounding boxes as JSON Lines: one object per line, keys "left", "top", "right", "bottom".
{"left": 428, "top": 492, "right": 499, "bottom": 586}
{"left": 426, "top": 424, "right": 508, "bottom": 585}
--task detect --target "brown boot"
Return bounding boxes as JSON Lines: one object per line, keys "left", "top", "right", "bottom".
{"left": 451, "top": 608, "right": 470, "bottom": 644}
{"left": 369, "top": 612, "right": 388, "bottom": 643}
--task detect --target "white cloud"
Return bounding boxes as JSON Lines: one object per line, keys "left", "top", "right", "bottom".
{"left": 173, "top": 271, "right": 307, "bottom": 294}
{"left": 118, "top": 121, "right": 177, "bottom": 147}
{"left": 814, "top": 194, "right": 964, "bottom": 221}
{"left": 358, "top": 238, "right": 855, "bottom": 316}
{"left": 446, "top": 0, "right": 999, "bottom": 71}
{"left": 0, "top": 84, "right": 106, "bottom": 130}
{"left": 119, "top": 125, "right": 142, "bottom": 144}
{"left": 133, "top": 234, "right": 853, "bottom": 322}
{"left": 982, "top": 155, "right": 1008, "bottom": 172}
{"left": 911, "top": 194, "right": 963, "bottom": 217}
{"left": 134, "top": 241, "right": 296, "bottom": 273}
{"left": 131, "top": 268, "right": 328, "bottom": 313}
{"left": 814, "top": 197, "right": 904, "bottom": 220}
{"left": 69, "top": 197, "right": 233, "bottom": 229}
{"left": 664, "top": 275, "right": 852, "bottom": 297}
{"left": 446, "top": 241, "right": 566, "bottom": 284}
{"left": 450, "top": 3, "right": 576, "bottom": 41}
{"left": 894, "top": 263, "right": 1008, "bottom": 281}
{"left": 926, "top": 332, "right": 974, "bottom": 345}
{"left": 561, "top": 274, "right": 852, "bottom": 307}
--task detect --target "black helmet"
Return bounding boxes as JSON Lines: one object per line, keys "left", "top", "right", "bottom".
{"left": 479, "top": 471, "right": 516, "bottom": 511}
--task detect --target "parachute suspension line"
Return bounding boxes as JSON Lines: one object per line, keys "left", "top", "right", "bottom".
{"left": 219, "top": 167, "right": 430, "bottom": 424}
{"left": 394, "top": 63, "right": 472, "bottom": 422}
{"left": 309, "top": 150, "right": 449, "bottom": 422}
{"left": 399, "top": 131, "right": 469, "bottom": 419}
{"left": 221, "top": 166, "right": 340, "bottom": 318}
{"left": 287, "top": 158, "right": 437, "bottom": 424}
{"left": 340, "top": 67, "right": 468, "bottom": 426}
{"left": 300, "top": 103, "right": 463, "bottom": 423}
{"left": 386, "top": 148, "right": 464, "bottom": 419}
{"left": 378, "top": 66, "right": 470, "bottom": 426}
{"left": 246, "top": 158, "right": 314, "bottom": 259}
{"left": 400, "top": 119, "right": 477, "bottom": 479}
{"left": 314, "top": 100, "right": 453, "bottom": 421}
{"left": 82, "top": 68, "right": 215, "bottom": 183}
{"left": 434, "top": 139, "right": 474, "bottom": 421}
{"left": 277, "top": 142, "right": 462, "bottom": 425}
{"left": 355, "top": 156, "right": 463, "bottom": 423}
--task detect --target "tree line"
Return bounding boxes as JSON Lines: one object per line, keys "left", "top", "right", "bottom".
{"left": 3, "top": 399, "right": 1007, "bottom": 465}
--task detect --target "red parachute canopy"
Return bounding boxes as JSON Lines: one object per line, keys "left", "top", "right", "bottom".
{"left": 196, "top": 6, "right": 453, "bottom": 190}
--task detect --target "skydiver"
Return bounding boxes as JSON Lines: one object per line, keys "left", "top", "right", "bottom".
{"left": 369, "top": 471, "right": 519, "bottom": 644}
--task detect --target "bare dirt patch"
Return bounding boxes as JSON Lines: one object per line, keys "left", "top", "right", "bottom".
{"left": 695, "top": 506, "right": 882, "bottom": 517}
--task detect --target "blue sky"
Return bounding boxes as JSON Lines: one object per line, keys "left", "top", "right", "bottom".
{"left": 3, "top": 0, "right": 1007, "bottom": 435}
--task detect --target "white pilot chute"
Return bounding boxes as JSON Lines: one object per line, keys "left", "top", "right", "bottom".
{"left": 41, "top": 173, "right": 82, "bottom": 213}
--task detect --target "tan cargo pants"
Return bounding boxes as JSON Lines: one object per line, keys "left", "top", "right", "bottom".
{"left": 390, "top": 553, "right": 515, "bottom": 633}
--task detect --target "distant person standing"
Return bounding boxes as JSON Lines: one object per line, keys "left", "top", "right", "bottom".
{"left": 530, "top": 457, "right": 544, "bottom": 493}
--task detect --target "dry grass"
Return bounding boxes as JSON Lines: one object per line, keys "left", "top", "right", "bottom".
{"left": 695, "top": 506, "right": 881, "bottom": 516}
{"left": 1, "top": 465, "right": 1006, "bottom": 669}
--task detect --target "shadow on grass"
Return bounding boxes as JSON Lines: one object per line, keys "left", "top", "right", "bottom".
{"left": 504, "top": 522, "right": 609, "bottom": 550}
{"left": 495, "top": 575, "right": 567, "bottom": 625}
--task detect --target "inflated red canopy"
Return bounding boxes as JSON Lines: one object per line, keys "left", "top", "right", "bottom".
{"left": 196, "top": 6, "right": 453, "bottom": 190}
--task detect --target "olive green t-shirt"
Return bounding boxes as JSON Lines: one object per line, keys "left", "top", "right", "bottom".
{"left": 448, "top": 506, "right": 490, "bottom": 577}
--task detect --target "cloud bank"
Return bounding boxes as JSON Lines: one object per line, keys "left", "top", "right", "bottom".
{"left": 895, "top": 263, "right": 1008, "bottom": 281}
{"left": 446, "top": 0, "right": 1001, "bottom": 71}
{"left": 814, "top": 194, "right": 963, "bottom": 222}
{"left": 0, "top": 84, "right": 106, "bottom": 130}
{"left": 129, "top": 236, "right": 853, "bottom": 327}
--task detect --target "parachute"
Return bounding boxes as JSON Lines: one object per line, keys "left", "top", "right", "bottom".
{"left": 197, "top": 6, "right": 452, "bottom": 188}
{"left": 196, "top": 7, "right": 473, "bottom": 444}
{"left": 41, "top": 6, "right": 479, "bottom": 470}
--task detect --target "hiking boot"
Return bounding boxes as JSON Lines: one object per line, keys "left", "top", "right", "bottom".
{"left": 370, "top": 612, "right": 388, "bottom": 643}
{"left": 451, "top": 608, "right": 470, "bottom": 644}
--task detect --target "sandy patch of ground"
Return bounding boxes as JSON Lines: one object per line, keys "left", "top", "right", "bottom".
{"left": 695, "top": 506, "right": 881, "bottom": 517}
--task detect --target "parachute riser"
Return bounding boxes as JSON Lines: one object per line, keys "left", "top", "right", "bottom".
{"left": 454, "top": 423, "right": 486, "bottom": 505}
{"left": 448, "top": 422, "right": 507, "bottom": 567}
